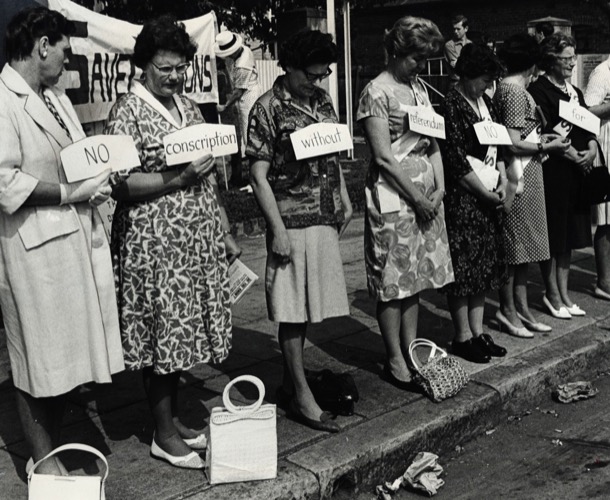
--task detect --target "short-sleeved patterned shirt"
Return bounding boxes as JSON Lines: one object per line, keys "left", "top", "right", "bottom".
{"left": 246, "top": 75, "right": 344, "bottom": 229}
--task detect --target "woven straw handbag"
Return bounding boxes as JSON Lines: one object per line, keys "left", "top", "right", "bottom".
{"left": 409, "top": 339, "right": 469, "bottom": 402}
{"left": 28, "top": 443, "right": 108, "bottom": 500}
{"left": 208, "top": 375, "right": 277, "bottom": 484}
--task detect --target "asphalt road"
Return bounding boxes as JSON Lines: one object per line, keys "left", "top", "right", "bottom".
{"left": 342, "top": 370, "right": 610, "bottom": 500}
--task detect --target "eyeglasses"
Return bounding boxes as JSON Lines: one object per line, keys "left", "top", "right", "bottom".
{"left": 150, "top": 61, "right": 191, "bottom": 76}
{"left": 556, "top": 55, "right": 577, "bottom": 63}
{"left": 302, "top": 67, "right": 332, "bottom": 82}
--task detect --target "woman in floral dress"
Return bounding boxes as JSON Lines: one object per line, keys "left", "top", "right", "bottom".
{"left": 357, "top": 16, "right": 454, "bottom": 388}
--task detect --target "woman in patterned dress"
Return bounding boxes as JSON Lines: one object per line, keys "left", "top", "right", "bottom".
{"left": 528, "top": 33, "right": 597, "bottom": 319}
{"left": 439, "top": 43, "right": 508, "bottom": 364}
{"left": 494, "top": 34, "right": 570, "bottom": 337}
{"left": 357, "top": 17, "right": 454, "bottom": 388}
{"left": 106, "top": 16, "right": 241, "bottom": 469}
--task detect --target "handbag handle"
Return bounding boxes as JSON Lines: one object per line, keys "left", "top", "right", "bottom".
{"left": 408, "top": 338, "right": 447, "bottom": 374}
{"left": 222, "top": 375, "right": 266, "bottom": 416}
{"left": 28, "top": 443, "right": 109, "bottom": 482}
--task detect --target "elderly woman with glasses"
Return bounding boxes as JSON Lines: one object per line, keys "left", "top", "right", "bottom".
{"left": 247, "top": 29, "right": 352, "bottom": 433}
{"left": 528, "top": 33, "right": 597, "bottom": 320}
{"left": 105, "top": 15, "right": 241, "bottom": 469}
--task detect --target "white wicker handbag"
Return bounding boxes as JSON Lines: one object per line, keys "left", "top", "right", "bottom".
{"left": 28, "top": 443, "right": 108, "bottom": 500}
{"left": 208, "top": 375, "right": 277, "bottom": 484}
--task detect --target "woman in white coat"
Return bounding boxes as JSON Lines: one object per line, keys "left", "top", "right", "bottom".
{"left": 0, "top": 7, "right": 124, "bottom": 475}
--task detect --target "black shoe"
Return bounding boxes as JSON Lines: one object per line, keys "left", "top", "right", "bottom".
{"left": 382, "top": 363, "right": 420, "bottom": 392}
{"left": 452, "top": 338, "right": 491, "bottom": 363}
{"left": 475, "top": 333, "right": 507, "bottom": 357}
{"left": 288, "top": 399, "right": 340, "bottom": 433}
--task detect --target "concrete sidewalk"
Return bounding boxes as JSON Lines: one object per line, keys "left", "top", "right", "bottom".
{"left": 1, "top": 215, "right": 609, "bottom": 499}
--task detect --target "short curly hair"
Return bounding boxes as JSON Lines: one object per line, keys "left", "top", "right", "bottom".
{"left": 278, "top": 29, "right": 338, "bottom": 72}
{"left": 384, "top": 16, "right": 444, "bottom": 59}
{"left": 537, "top": 32, "right": 576, "bottom": 73}
{"left": 455, "top": 43, "right": 505, "bottom": 80}
{"left": 132, "top": 15, "right": 197, "bottom": 69}
{"left": 496, "top": 33, "right": 540, "bottom": 74}
{"left": 5, "top": 6, "right": 74, "bottom": 62}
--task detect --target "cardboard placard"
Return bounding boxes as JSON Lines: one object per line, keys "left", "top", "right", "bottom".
{"left": 163, "top": 124, "right": 239, "bottom": 166}
{"left": 60, "top": 135, "right": 140, "bottom": 183}
{"left": 559, "top": 100, "right": 600, "bottom": 135}
{"left": 229, "top": 259, "right": 258, "bottom": 304}
{"left": 473, "top": 121, "right": 513, "bottom": 145}
{"left": 405, "top": 106, "right": 446, "bottom": 139}
{"left": 290, "top": 123, "right": 353, "bottom": 160}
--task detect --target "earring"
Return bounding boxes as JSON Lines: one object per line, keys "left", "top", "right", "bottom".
{"left": 41, "top": 51, "right": 48, "bottom": 58}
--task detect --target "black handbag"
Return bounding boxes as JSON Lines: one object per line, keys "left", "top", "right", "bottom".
{"left": 582, "top": 141, "right": 610, "bottom": 205}
{"left": 306, "top": 369, "right": 360, "bottom": 416}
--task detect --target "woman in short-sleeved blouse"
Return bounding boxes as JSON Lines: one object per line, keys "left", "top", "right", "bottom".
{"left": 357, "top": 16, "right": 453, "bottom": 389}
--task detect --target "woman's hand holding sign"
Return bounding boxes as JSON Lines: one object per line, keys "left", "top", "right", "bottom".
{"left": 179, "top": 153, "right": 216, "bottom": 185}
{"left": 60, "top": 170, "right": 112, "bottom": 206}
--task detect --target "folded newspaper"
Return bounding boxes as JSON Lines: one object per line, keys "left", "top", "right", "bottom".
{"left": 229, "top": 259, "right": 258, "bottom": 304}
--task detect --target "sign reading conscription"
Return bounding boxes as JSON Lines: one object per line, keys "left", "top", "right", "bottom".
{"left": 290, "top": 123, "right": 353, "bottom": 160}
{"left": 559, "top": 100, "right": 600, "bottom": 135}
{"left": 60, "top": 134, "right": 140, "bottom": 183}
{"left": 163, "top": 124, "right": 238, "bottom": 166}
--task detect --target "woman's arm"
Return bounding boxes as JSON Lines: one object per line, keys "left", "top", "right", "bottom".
{"left": 361, "top": 116, "right": 436, "bottom": 221}
{"left": 209, "top": 174, "right": 242, "bottom": 264}
{"left": 427, "top": 138, "right": 445, "bottom": 211}
{"left": 338, "top": 163, "right": 353, "bottom": 237}
{"left": 217, "top": 88, "right": 246, "bottom": 113}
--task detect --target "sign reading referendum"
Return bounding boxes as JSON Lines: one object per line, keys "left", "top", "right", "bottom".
{"left": 290, "top": 123, "right": 353, "bottom": 160}
{"left": 559, "top": 100, "right": 600, "bottom": 135}
{"left": 163, "top": 124, "right": 238, "bottom": 166}
{"left": 60, "top": 134, "right": 140, "bottom": 183}
{"left": 405, "top": 106, "right": 446, "bottom": 139}
{"left": 473, "top": 121, "right": 513, "bottom": 145}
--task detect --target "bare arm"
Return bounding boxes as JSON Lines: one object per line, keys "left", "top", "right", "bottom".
{"left": 338, "top": 164, "right": 353, "bottom": 238}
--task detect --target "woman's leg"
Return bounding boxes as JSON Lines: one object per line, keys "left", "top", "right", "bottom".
{"left": 169, "top": 372, "right": 202, "bottom": 440}
{"left": 15, "top": 390, "right": 68, "bottom": 475}
{"left": 278, "top": 322, "right": 325, "bottom": 421}
{"left": 399, "top": 294, "right": 419, "bottom": 354}
{"left": 143, "top": 368, "right": 191, "bottom": 456}
{"left": 513, "top": 263, "right": 537, "bottom": 323}
{"left": 556, "top": 251, "right": 573, "bottom": 307}
{"left": 540, "top": 256, "right": 562, "bottom": 309}
{"left": 499, "top": 265, "right": 524, "bottom": 327}
{"left": 594, "top": 224, "right": 610, "bottom": 294}
{"left": 377, "top": 299, "right": 412, "bottom": 382}
{"left": 468, "top": 292, "right": 487, "bottom": 337}
{"left": 447, "top": 294, "right": 472, "bottom": 342}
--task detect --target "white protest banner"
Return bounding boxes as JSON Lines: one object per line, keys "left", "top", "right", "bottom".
{"left": 229, "top": 259, "right": 259, "bottom": 304}
{"left": 559, "top": 100, "right": 600, "bottom": 135}
{"left": 60, "top": 134, "right": 140, "bottom": 183}
{"left": 405, "top": 106, "right": 446, "bottom": 139}
{"left": 49, "top": 0, "right": 218, "bottom": 124}
{"left": 290, "top": 123, "right": 353, "bottom": 161}
{"left": 474, "top": 121, "right": 512, "bottom": 145}
{"left": 163, "top": 124, "right": 239, "bottom": 166}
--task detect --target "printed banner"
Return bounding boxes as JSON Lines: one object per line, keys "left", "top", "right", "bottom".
{"left": 49, "top": 0, "right": 218, "bottom": 124}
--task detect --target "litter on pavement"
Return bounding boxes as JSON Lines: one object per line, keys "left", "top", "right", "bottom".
{"left": 376, "top": 451, "right": 445, "bottom": 498}
{"left": 553, "top": 381, "right": 599, "bottom": 403}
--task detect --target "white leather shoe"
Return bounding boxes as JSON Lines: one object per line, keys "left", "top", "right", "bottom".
{"left": 542, "top": 295, "right": 571, "bottom": 319}
{"left": 150, "top": 437, "right": 205, "bottom": 469}
{"left": 594, "top": 286, "right": 610, "bottom": 301}
{"left": 517, "top": 312, "right": 552, "bottom": 333}
{"left": 564, "top": 303, "right": 586, "bottom": 316}
{"left": 496, "top": 310, "right": 533, "bottom": 338}
{"left": 183, "top": 433, "right": 207, "bottom": 450}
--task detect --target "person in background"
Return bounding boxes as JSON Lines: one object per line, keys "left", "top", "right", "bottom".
{"left": 534, "top": 22, "right": 554, "bottom": 44}
{"left": 0, "top": 7, "right": 124, "bottom": 475}
{"left": 215, "top": 30, "right": 262, "bottom": 185}
{"left": 584, "top": 56, "right": 610, "bottom": 302}
{"left": 444, "top": 14, "right": 472, "bottom": 87}
{"left": 357, "top": 16, "right": 454, "bottom": 389}
{"left": 494, "top": 34, "right": 570, "bottom": 338}
{"left": 247, "top": 29, "right": 352, "bottom": 433}
{"left": 106, "top": 15, "right": 240, "bottom": 469}
{"left": 439, "top": 43, "right": 508, "bottom": 364}
{"left": 528, "top": 33, "right": 596, "bottom": 320}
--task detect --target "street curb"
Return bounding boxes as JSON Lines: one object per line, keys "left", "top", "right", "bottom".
{"left": 194, "top": 318, "right": 610, "bottom": 499}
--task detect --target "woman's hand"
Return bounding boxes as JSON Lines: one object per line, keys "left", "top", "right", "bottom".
{"left": 180, "top": 154, "right": 215, "bottom": 186}
{"left": 216, "top": 104, "right": 227, "bottom": 114}
{"left": 88, "top": 181, "right": 113, "bottom": 206}
{"left": 339, "top": 201, "right": 353, "bottom": 239}
{"left": 428, "top": 188, "right": 444, "bottom": 213}
{"left": 224, "top": 233, "right": 242, "bottom": 264}
{"left": 271, "top": 229, "right": 292, "bottom": 264}
{"left": 575, "top": 149, "right": 596, "bottom": 174}
{"left": 543, "top": 135, "right": 571, "bottom": 153}
{"left": 62, "top": 170, "right": 112, "bottom": 205}
{"left": 413, "top": 195, "right": 437, "bottom": 222}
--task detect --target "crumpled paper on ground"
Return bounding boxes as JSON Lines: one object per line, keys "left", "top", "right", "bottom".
{"left": 554, "top": 381, "right": 598, "bottom": 403}
{"left": 376, "top": 451, "right": 444, "bottom": 499}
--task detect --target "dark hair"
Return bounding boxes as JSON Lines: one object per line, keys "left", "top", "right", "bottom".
{"left": 537, "top": 32, "right": 575, "bottom": 72}
{"left": 132, "top": 15, "right": 197, "bottom": 69}
{"left": 5, "top": 6, "right": 74, "bottom": 62}
{"left": 535, "top": 22, "right": 554, "bottom": 38}
{"left": 384, "top": 16, "right": 444, "bottom": 59}
{"left": 497, "top": 33, "right": 540, "bottom": 74}
{"left": 452, "top": 15, "right": 469, "bottom": 28}
{"left": 455, "top": 43, "right": 504, "bottom": 79}
{"left": 278, "top": 29, "right": 337, "bottom": 71}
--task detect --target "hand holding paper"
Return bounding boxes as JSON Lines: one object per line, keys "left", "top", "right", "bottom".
{"left": 60, "top": 170, "right": 112, "bottom": 205}
{"left": 180, "top": 153, "right": 215, "bottom": 185}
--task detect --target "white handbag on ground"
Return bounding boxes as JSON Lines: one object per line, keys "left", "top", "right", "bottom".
{"left": 208, "top": 374, "right": 277, "bottom": 484}
{"left": 28, "top": 443, "right": 108, "bottom": 500}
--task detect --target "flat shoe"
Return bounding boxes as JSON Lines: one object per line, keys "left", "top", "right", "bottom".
{"left": 516, "top": 312, "right": 552, "bottom": 333}
{"left": 474, "top": 333, "right": 507, "bottom": 357}
{"left": 495, "top": 310, "right": 533, "bottom": 338}
{"left": 150, "top": 437, "right": 205, "bottom": 469}
{"left": 288, "top": 399, "right": 340, "bottom": 433}
{"left": 183, "top": 433, "right": 207, "bottom": 450}
{"left": 382, "top": 363, "right": 419, "bottom": 392}
{"left": 594, "top": 286, "right": 610, "bottom": 301}
{"left": 542, "top": 295, "right": 571, "bottom": 319}
{"left": 564, "top": 303, "right": 585, "bottom": 316}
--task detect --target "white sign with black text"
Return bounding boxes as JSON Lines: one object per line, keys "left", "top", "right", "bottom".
{"left": 290, "top": 123, "right": 353, "bottom": 161}
{"left": 163, "top": 124, "right": 238, "bottom": 166}
{"left": 473, "top": 121, "right": 513, "bottom": 145}
{"left": 405, "top": 105, "right": 446, "bottom": 139}
{"left": 559, "top": 100, "right": 600, "bottom": 135}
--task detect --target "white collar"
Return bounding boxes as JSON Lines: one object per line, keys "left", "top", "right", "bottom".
{"left": 131, "top": 80, "right": 185, "bottom": 128}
